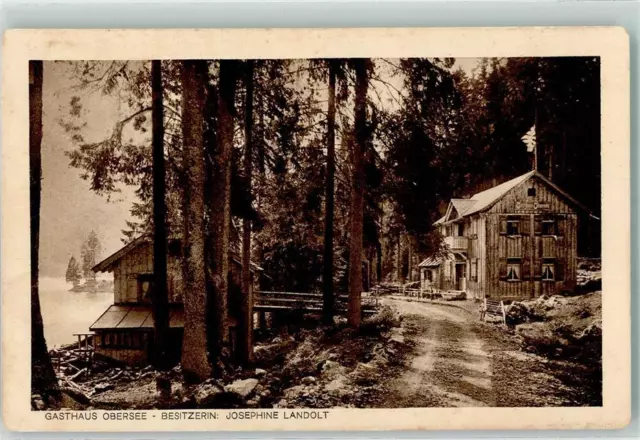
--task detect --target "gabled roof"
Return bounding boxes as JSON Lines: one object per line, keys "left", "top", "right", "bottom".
{"left": 450, "top": 198, "right": 477, "bottom": 218}
{"left": 93, "top": 234, "right": 264, "bottom": 273}
{"left": 419, "top": 255, "right": 444, "bottom": 267}
{"left": 433, "top": 170, "right": 592, "bottom": 226}
{"left": 462, "top": 171, "right": 535, "bottom": 217}
{"left": 93, "top": 235, "right": 150, "bottom": 273}
{"left": 418, "top": 251, "right": 466, "bottom": 267}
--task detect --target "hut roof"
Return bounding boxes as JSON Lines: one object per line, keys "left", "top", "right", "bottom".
{"left": 93, "top": 234, "right": 264, "bottom": 273}
{"left": 434, "top": 170, "right": 592, "bottom": 226}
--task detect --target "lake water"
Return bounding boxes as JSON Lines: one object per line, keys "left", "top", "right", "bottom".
{"left": 40, "top": 277, "right": 113, "bottom": 348}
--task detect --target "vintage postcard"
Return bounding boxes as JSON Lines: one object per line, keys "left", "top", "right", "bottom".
{"left": 1, "top": 28, "right": 630, "bottom": 431}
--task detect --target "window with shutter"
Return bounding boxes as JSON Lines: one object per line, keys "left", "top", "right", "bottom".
{"left": 534, "top": 216, "right": 543, "bottom": 235}
{"left": 522, "top": 259, "right": 531, "bottom": 280}
{"left": 499, "top": 259, "right": 507, "bottom": 280}
{"left": 542, "top": 217, "right": 557, "bottom": 236}
{"left": 556, "top": 216, "right": 566, "bottom": 236}
{"left": 555, "top": 262, "right": 565, "bottom": 281}
{"left": 520, "top": 215, "right": 531, "bottom": 236}
{"left": 533, "top": 262, "right": 542, "bottom": 280}
{"left": 499, "top": 217, "right": 508, "bottom": 235}
{"left": 506, "top": 218, "right": 520, "bottom": 236}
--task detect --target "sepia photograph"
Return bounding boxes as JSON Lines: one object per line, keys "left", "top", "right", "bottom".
{"left": 2, "top": 28, "right": 630, "bottom": 431}
{"left": 29, "top": 54, "right": 603, "bottom": 411}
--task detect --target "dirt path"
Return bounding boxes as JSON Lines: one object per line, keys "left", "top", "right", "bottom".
{"left": 381, "top": 298, "right": 601, "bottom": 407}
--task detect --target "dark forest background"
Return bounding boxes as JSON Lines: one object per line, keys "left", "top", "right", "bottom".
{"left": 61, "top": 57, "right": 600, "bottom": 295}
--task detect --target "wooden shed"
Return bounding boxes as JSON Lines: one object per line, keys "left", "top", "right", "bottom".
{"left": 425, "top": 170, "right": 592, "bottom": 301}
{"left": 90, "top": 235, "right": 261, "bottom": 366}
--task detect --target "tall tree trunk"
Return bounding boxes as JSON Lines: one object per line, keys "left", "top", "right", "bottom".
{"left": 211, "top": 60, "right": 238, "bottom": 361}
{"left": 151, "top": 60, "right": 169, "bottom": 369}
{"left": 407, "top": 237, "right": 413, "bottom": 282}
{"left": 547, "top": 142, "right": 554, "bottom": 181}
{"left": 30, "top": 60, "right": 58, "bottom": 397}
{"left": 239, "top": 60, "right": 254, "bottom": 364}
{"left": 396, "top": 237, "right": 402, "bottom": 282}
{"left": 180, "top": 60, "right": 211, "bottom": 382}
{"left": 30, "top": 61, "right": 58, "bottom": 398}
{"left": 376, "top": 238, "right": 382, "bottom": 284}
{"left": 347, "top": 59, "right": 369, "bottom": 327}
{"left": 322, "top": 61, "right": 337, "bottom": 325}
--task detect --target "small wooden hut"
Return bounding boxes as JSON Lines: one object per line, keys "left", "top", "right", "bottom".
{"left": 90, "top": 234, "right": 261, "bottom": 366}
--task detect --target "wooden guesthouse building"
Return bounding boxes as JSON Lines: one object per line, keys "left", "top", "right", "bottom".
{"left": 89, "top": 234, "right": 261, "bottom": 366}
{"left": 419, "top": 170, "right": 590, "bottom": 301}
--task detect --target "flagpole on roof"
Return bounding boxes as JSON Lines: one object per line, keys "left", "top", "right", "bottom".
{"left": 534, "top": 106, "right": 538, "bottom": 172}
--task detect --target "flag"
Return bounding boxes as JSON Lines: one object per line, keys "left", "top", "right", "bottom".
{"left": 521, "top": 125, "right": 536, "bottom": 152}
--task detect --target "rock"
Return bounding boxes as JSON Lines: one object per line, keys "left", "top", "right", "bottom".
{"left": 171, "top": 364, "right": 182, "bottom": 376}
{"left": 156, "top": 374, "right": 171, "bottom": 399}
{"left": 302, "top": 376, "right": 316, "bottom": 385}
{"left": 225, "top": 378, "right": 258, "bottom": 398}
{"left": 320, "top": 360, "right": 346, "bottom": 379}
{"left": 194, "top": 381, "right": 225, "bottom": 406}
{"left": 389, "top": 327, "right": 405, "bottom": 344}
{"left": 32, "top": 398, "right": 45, "bottom": 410}
{"left": 283, "top": 385, "right": 305, "bottom": 399}
{"left": 275, "top": 398, "right": 287, "bottom": 408}
{"left": 255, "top": 368, "right": 267, "bottom": 377}
{"left": 349, "top": 362, "right": 378, "bottom": 385}
{"left": 580, "top": 321, "right": 602, "bottom": 339}
{"left": 325, "top": 375, "right": 351, "bottom": 397}
{"left": 246, "top": 399, "right": 259, "bottom": 408}
{"left": 60, "top": 386, "right": 92, "bottom": 405}
{"left": 93, "top": 382, "right": 115, "bottom": 394}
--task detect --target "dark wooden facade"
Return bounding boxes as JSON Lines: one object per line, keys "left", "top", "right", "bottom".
{"left": 423, "top": 171, "right": 586, "bottom": 301}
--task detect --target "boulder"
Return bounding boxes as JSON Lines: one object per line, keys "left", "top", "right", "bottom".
{"left": 301, "top": 376, "right": 316, "bottom": 385}
{"left": 580, "top": 321, "right": 602, "bottom": 340}
{"left": 320, "top": 360, "right": 347, "bottom": 379}
{"left": 282, "top": 385, "right": 305, "bottom": 400}
{"left": 325, "top": 375, "right": 351, "bottom": 398}
{"left": 349, "top": 362, "right": 378, "bottom": 385}
{"left": 31, "top": 396, "right": 45, "bottom": 410}
{"left": 194, "top": 381, "right": 225, "bottom": 406}
{"left": 224, "top": 378, "right": 258, "bottom": 399}
{"left": 254, "top": 368, "right": 267, "bottom": 377}
{"left": 389, "top": 328, "right": 405, "bottom": 344}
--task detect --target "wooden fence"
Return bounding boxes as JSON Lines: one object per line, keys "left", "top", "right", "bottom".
{"left": 254, "top": 291, "right": 379, "bottom": 316}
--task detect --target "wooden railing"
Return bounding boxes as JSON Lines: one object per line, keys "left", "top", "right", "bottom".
{"left": 254, "top": 291, "right": 378, "bottom": 315}
{"left": 444, "top": 235, "right": 469, "bottom": 251}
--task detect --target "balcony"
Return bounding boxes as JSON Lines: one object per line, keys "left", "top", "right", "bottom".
{"left": 444, "top": 236, "right": 468, "bottom": 252}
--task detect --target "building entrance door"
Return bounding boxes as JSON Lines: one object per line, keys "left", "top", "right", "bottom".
{"left": 455, "top": 263, "right": 467, "bottom": 291}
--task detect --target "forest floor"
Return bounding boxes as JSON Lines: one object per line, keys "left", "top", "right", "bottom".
{"left": 35, "top": 306, "right": 410, "bottom": 411}
{"left": 380, "top": 295, "right": 601, "bottom": 407}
